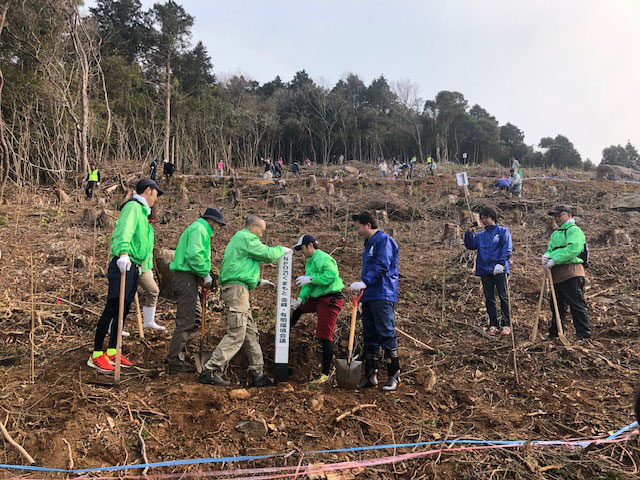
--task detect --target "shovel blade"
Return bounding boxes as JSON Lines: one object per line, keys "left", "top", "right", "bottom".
{"left": 194, "top": 351, "right": 212, "bottom": 374}
{"left": 335, "top": 358, "right": 363, "bottom": 389}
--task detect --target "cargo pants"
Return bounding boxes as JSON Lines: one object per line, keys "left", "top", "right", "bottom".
{"left": 205, "top": 283, "right": 264, "bottom": 374}
{"left": 166, "top": 271, "right": 202, "bottom": 365}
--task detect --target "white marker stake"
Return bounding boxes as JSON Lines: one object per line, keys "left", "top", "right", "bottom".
{"left": 455, "top": 171, "right": 469, "bottom": 187}
{"left": 274, "top": 250, "right": 292, "bottom": 383}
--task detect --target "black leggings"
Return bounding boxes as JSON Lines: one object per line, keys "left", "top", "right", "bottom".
{"left": 320, "top": 338, "right": 333, "bottom": 375}
{"left": 94, "top": 298, "right": 132, "bottom": 352}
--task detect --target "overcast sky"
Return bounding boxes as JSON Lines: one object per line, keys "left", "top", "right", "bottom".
{"left": 85, "top": 0, "right": 640, "bottom": 163}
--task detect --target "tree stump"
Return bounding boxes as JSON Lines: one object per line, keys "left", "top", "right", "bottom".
{"left": 471, "top": 182, "right": 484, "bottom": 193}
{"left": 447, "top": 194, "right": 459, "bottom": 205}
{"left": 513, "top": 211, "right": 526, "bottom": 226}
{"left": 405, "top": 183, "right": 413, "bottom": 196}
{"left": 375, "top": 210, "right": 389, "bottom": 226}
{"left": 97, "top": 209, "right": 116, "bottom": 229}
{"left": 57, "top": 189, "right": 71, "bottom": 204}
{"left": 268, "top": 194, "right": 301, "bottom": 209}
{"left": 155, "top": 248, "right": 176, "bottom": 299}
{"left": 307, "top": 175, "right": 317, "bottom": 189}
{"left": 458, "top": 210, "right": 480, "bottom": 227}
{"left": 596, "top": 228, "right": 631, "bottom": 246}
{"left": 327, "top": 182, "right": 335, "bottom": 195}
{"left": 545, "top": 216, "right": 557, "bottom": 234}
{"left": 442, "top": 223, "right": 462, "bottom": 246}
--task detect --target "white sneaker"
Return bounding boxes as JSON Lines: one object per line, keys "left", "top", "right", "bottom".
{"left": 109, "top": 319, "right": 130, "bottom": 337}
{"left": 143, "top": 306, "right": 165, "bottom": 331}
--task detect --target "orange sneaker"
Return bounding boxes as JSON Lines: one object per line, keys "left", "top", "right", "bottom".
{"left": 87, "top": 353, "right": 114, "bottom": 373}
{"left": 107, "top": 353, "right": 133, "bottom": 368}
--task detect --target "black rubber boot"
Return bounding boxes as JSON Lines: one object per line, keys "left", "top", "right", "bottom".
{"left": 290, "top": 308, "right": 302, "bottom": 327}
{"left": 251, "top": 371, "right": 273, "bottom": 387}
{"left": 357, "top": 352, "right": 379, "bottom": 389}
{"left": 381, "top": 349, "right": 400, "bottom": 392}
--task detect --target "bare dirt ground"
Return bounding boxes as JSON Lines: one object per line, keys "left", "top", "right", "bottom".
{"left": 1, "top": 162, "right": 640, "bottom": 479}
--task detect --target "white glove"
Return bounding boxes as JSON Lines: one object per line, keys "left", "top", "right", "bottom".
{"left": 493, "top": 264, "right": 505, "bottom": 275}
{"left": 350, "top": 281, "right": 366, "bottom": 291}
{"left": 259, "top": 279, "right": 275, "bottom": 288}
{"left": 291, "top": 298, "right": 302, "bottom": 310}
{"left": 203, "top": 274, "right": 213, "bottom": 287}
{"left": 544, "top": 259, "right": 556, "bottom": 270}
{"left": 541, "top": 254, "right": 550, "bottom": 266}
{"left": 116, "top": 255, "right": 132, "bottom": 273}
{"left": 96, "top": 182, "right": 100, "bottom": 187}
{"left": 295, "top": 276, "right": 312, "bottom": 286}
{"left": 282, "top": 247, "right": 293, "bottom": 255}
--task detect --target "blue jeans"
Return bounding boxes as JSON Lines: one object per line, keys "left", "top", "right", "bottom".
{"left": 480, "top": 274, "right": 510, "bottom": 327}
{"left": 361, "top": 300, "right": 397, "bottom": 355}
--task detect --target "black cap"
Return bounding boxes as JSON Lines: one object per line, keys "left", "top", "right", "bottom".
{"left": 136, "top": 178, "right": 164, "bottom": 196}
{"left": 201, "top": 208, "right": 225, "bottom": 225}
{"left": 293, "top": 234, "right": 317, "bottom": 251}
{"left": 548, "top": 205, "right": 572, "bottom": 216}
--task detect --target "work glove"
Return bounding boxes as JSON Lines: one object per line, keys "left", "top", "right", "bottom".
{"left": 291, "top": 297, "right": 302, "bottom": 310}
{"left": 544, "top": 259, "right": 556, "bottom": 270}
{"left": 96, "top": 182, "right": 100, "bottom": 187}
{"left": 350, "top": 281, "right": 366, "bottom": 291}
{"left": 203, "top": 274, "right": 213, "bottom": 288}
{"left": 259, "top": 279, "right": 275, "bottom": 288}
{"left": 116, "top": 255, "right": 132, "bottom": 273}
{"left": 541, "top": 254, "right": 550, "bottom": 266}
{"left": 493, "top": 264, "right": 505, "bottom": 275}
{"left": 282, "top": 247, "right": 293, "bottom": 256}
{"left": 295, "top": 276, "right": 312, "bottom": 286}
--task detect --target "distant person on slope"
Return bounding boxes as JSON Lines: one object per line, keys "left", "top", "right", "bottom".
{"left": 464, "top": 207, "right": 513, "bottom": 336}
{"left": 85, "top": 162, "right": 100, "bottom": 199}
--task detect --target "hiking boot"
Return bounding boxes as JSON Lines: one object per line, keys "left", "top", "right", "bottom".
{"left": 487, "top": 326, "right": 500, "bottom": 336}
{"left": 166, "top": 362, "right": 196, "bottom": 374}
{"left": 251, "top": 371, "right": 273, "bottom": 387}
{"left": 309, "top": 374, "right": 330, "bottom": 385}
{"left": 358, "top": 355, "right": 379, "bottom": 389}
{"left": 381, "top": 370, "right": 400, "bottom": 392}
{"left": 198, "top": 368, "right": 231, "bottom": 386}
{"left": 500, "top": 326, "right": 511, "bottom": 336}
{"left": 87, "top": 353, "right": 114, "bottom": 373}
{"left": 107, "top": 353, "right": 133, "bottom": 368}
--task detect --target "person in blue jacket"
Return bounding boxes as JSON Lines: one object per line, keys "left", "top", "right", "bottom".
{"left": 464, "top": 206, "right": 513, "bottom": 336}
{"left": 350, "top": 212, "right": 400, "bottom": 391}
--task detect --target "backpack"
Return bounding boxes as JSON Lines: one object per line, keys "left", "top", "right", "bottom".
{"left": 554, "top": 225, "right": 589, "bottom": 268}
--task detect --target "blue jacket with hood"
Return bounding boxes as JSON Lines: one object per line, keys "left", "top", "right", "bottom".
{"left": 464, "top": 225, "right": 512, "bottom": 276}
{"left": 360, "top": 230, "right": 399, "bottom": 302}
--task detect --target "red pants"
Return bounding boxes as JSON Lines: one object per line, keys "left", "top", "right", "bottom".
{"left": 299, "top": 294, "right": 344, "bottom": 341}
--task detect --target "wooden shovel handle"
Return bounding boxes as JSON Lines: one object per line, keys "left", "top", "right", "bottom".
{"left": 114, "top": 270, "right": 126, "bottom": 383}
{"left": 200, "top": 286, "right": 209, "bottom": 336}
{"left": 347, "top": 289, "right": 363, "bottom": 364}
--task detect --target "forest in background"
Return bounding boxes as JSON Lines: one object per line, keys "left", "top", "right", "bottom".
{"left": 0, "top": 0, "right": 638, "bottom": 198}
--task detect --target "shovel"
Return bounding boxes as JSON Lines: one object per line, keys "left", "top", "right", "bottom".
{"left": 194, "top": 286, "right": 211, "bottom": 374}
{"left": 336, "top": 289, "right": 364, "bottom": 389}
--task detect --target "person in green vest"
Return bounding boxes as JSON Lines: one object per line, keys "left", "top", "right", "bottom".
{"left": 88, "top": 179, "right": 163, "bottom": 373}
{"left": 426, "top": 155, "right": 436, "bottom": 176}
{"left": 290, "top": 234, "right": 344, "bottom": 385}
{"left": 165, "top": 208, "right": 226, "bottom": 374}
{"left": 199, "top": 215, "right": 292, "bottom": 387}
{"left": 85, "top": 162, "right": 101, "bottom": 199}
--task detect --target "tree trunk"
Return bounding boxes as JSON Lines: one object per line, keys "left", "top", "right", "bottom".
{"left": 164, "top": 57, "right": 172, "bottom": 164}
{"left": 0, "top": 3, "right": 10, "bottom": 203}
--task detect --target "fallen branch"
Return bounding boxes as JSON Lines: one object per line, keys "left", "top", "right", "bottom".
{"left": 45, "top": 294, "right": 101, "bottom": 317}
{"left": 137, "top": 419, "right": 149, "bottom": 476}
{"left": 62, "top": 438, "right": 74, "bottom": 470}
{"left": 396, "top": 327, "right": 437, "bottom": 354}
{"left": 334, "top": 404, "right": 376, "bottom": 423}
{"left": 0, "top": 418, "right": 35, "bottom": 465}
